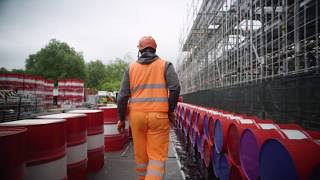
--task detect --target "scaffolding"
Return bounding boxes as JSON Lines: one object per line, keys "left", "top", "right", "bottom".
{"left": 178, "top": 0, "right": 320, "bottom": 94}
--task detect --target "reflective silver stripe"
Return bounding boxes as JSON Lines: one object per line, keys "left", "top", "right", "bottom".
{"left": 136, "top": 163, "right": 147, "bottom": 169}
{"left": 132, "top": 84, "right": 167, "bottom": 93}
{"left": 137, "top": 171, "right": 146, "bottom": 177}
{"left": 149, "top": 160, "right": 165, "bottom": 168}
{"left": 130, "top": 97, "right": 168, "bottom": 103}
{"left": 146, "top": 169, "right": 163, "bottom": 178}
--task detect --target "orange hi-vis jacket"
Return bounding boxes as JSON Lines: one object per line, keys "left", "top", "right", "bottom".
{"left": 128, "top": 58, "right": 169, "bottom": 112}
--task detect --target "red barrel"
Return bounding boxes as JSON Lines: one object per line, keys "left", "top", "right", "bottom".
{"left": 0, "top": 119, "right": 67, "bottom": 180}
{"left": 229, "top": 164, "right": 246, "bottom": 180}
{"left": 214, "top": 113, "right": 235, "bottom": 153}
{"left": 239, "top": 123, "right": 286, "bottom": 180}
{"left": 0, "top": 127, "right": 27, "bottom": 180}
{"left": 204, "top": 111, "right": 216, "bottom": 146}
{"left": 103, "top": 122, "right": 126, "bottom": 151}
{"left": 227, "top": 118, "right": 259, "bottom": 165}
{"left": 203, "top": 139, "right": 212, "bottom": 168}
{"left": 99, "top": 105, "right": 119, "bottom": 123}
{"left": 38, "top": 114, "right": 87, "bottom": 180}
{"left": 185, "top": 107, "right": 192, "bottom": 126}
{"left": 68, "top": 110, "right": 105, "bottom": 172}
{"left": 306, "top": 130, "right": 320, "bottom": 140}
{"left": 260, "top": 136, "right": 320, "bottom": 180}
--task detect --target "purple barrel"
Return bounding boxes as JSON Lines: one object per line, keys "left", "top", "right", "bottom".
{"left": 239, "top": 126, "right": 285, "bottom": 180}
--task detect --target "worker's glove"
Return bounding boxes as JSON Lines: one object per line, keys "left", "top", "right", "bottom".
{"left": 117, "top": 120, "right": 125, "bottom": 133}
{"left": 168, "top": 112, "right": 176, "bottom": 125}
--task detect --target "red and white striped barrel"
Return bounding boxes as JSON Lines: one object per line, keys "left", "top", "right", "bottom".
{"left": 103, "top": 120, "right": 129, "bottom": 152}
{"left": 99, "top": 105, "right": 118, "bottom": 123}
{"left": 0, "top": 127, "right": 27, "bottom": 180}
{"left": 0, "top": 119, "right": 67, "bottom": 180}
{"left": 38, "top": 114, "right": 87, "bottom": 180}
{"left": 68, "top": 110, "right": 105, "bottom": 172}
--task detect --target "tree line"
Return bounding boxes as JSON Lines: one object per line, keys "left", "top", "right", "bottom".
{"left": 0, "top": 39, "right": 129, "bottom": 91}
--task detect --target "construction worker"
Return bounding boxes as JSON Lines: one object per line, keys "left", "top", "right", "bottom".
{"left": 117, "top": 36, "right": 180, "bottom": 180}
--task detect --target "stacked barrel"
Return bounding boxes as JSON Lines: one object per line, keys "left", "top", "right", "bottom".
{"left": 68, "top": 110, "right": 105, "bottom": 172}
{"left": 0, "top": 73, "right": 24, "bottom": 91}
{"left": 0, "top": 109, "right": 108, "bottom": 179}
{"left": 43, "top": 79, "right": 54, "bottom": 108}
{"left": 23, "top": 74, "right": 36, "bottom": 95}
{"left": 99, "top": 105, "right": 130, "bottom": 152}
{"left": 0, "top": 73, "right": 54, "bottom": 108}
{"left": 0, "top": 119, "right": 68, "bottom": 180}
{"left": 58, "top": 79, "right": 84, "bottom": 107}
{"left": 175, "top": 102, "right": 320, "bottom": 180}
{"left": 37, "top": 113, "right": 88, "bottom": 180}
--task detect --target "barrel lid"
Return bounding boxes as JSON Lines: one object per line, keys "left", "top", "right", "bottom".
{"left": 233, "top": 116, "right": 243, "bottom": 121}
{"left": 259, "top": 139, "right": 298, "bottom": 180}
{"left": 68, "top": 109, "right": 102, "bottom": 113}
{"left": 0, "top": 127, "right": 27, "bottom": 137}
{"left": 258, "top": 123, "right": 278, "bottom": 130}
{"left": 239, "top": 119, "right": 255, "bottom": 124}
{"left": 38, "top": 113, "right": 86, "bottom": 119}
{"left": 281, "top": 129, "right": 308, "bottom": 140}
{"left": 1, "top": 119, "right": 65, "bottom": 126}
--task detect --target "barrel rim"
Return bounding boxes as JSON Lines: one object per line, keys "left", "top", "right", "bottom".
{"left": 0, "top": 127, "right": 27, "bottom": 136}
{"left": 0, "top": 119, "right": 66, "bottom": 126}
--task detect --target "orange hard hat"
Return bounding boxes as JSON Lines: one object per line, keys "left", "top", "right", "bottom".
{"left": 137, "top": 36, "right": 157, "bottom": 50}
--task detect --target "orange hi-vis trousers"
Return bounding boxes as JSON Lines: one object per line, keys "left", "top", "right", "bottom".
{"left": 129, "top": 111, "right": 170, "bottom": 180}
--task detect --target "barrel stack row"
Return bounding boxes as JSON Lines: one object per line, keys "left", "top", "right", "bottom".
{"left": 0, "top": 73, "right": 54, "bottom": 108}
{"left": 58, "top": 79, "right": 84, "bottom": 107}
{"left": 0, "top": 110, "right": 105, "bottom": 180}
{"left": 175, "top": 102, "right": 320, "bottom": 180}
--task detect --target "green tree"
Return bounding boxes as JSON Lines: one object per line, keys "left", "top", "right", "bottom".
{"left": 100, "top": 58, "right": 129, "bottom": 91}
{"left": 25, "top": 39, "right": 86, "bottom": 81}
{"left": 86, "top": 60, "right": 106, "bottom": 89}
{"left": 0, "top": 67, "right": 9, "bottom": 73}
{"left": 11, "top": 69, "right": 25, "bottom": 74}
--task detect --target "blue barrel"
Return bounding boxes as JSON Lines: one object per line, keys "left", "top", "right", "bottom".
{"left": 212, "top": 147, "right": 220, "bottom": 178}
{"left": 214, "top": 117, "right": 233, "bottom": 153}
{"left": 214, "top": 119, "right": 223, "bottom": 153}
{"left": 219, "top": 153, "right": 231, "bottom": 180}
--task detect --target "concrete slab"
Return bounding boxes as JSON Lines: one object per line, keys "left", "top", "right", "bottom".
{"left": 87, "top": 140, "right": 184, "bottom": 180}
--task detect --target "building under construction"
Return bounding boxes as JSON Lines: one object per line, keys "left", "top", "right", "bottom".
{"left": 177, "top": 0, "right": 320, "bottom": 130}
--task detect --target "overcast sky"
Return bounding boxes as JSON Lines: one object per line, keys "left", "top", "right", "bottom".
{"left": 0, "top": 0, "right": 190, "bottom": 70}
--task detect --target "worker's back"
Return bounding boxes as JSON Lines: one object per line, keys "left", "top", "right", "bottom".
{"left": 128, "top": 58, "right": 169, "bottom": 112}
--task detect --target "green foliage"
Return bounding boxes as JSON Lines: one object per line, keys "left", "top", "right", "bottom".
{"left": 21, "top": 39, "right": 129, "bottom": 91}
{"left": 25, "top": 39, "right": 86, "bottom": 81}
{"left": 86, "top": 60, "right": 107, "bottom": 88}
{"left": 100, "top": 81, "right": 121, "bottom": 92}
{"left": 0, "top": 67, "right": 8, "bottom": 73}
{"left": 99, "top": 58, "right": 129, "bottom": 91}
{"left": 11, "top": 69, "right": 25, "bottom": 74}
